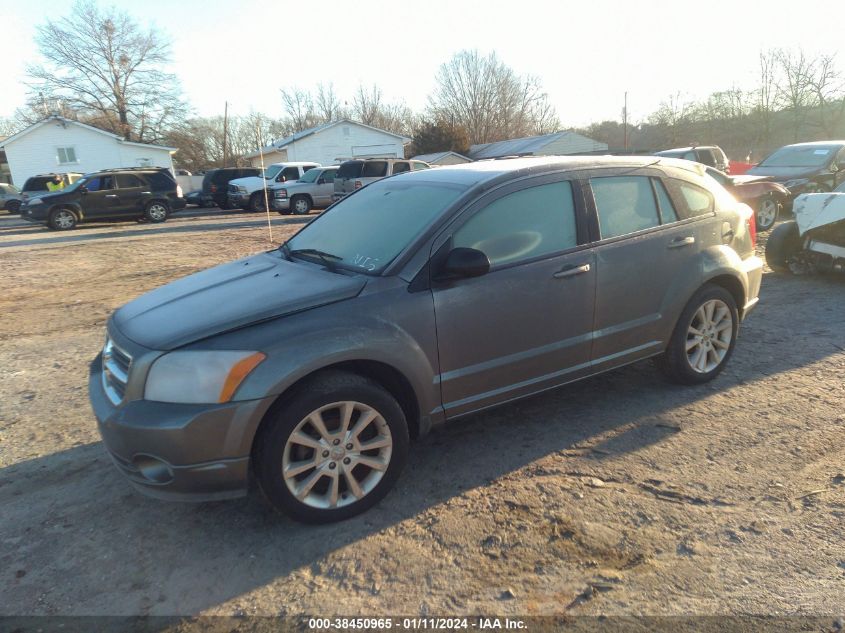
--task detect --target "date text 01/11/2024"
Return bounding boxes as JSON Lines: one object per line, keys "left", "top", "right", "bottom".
{"left": 307, "top": 617, "right": 527, "bottom": 630}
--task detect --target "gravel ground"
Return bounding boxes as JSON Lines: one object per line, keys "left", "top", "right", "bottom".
{"left": 1, "top": 209, "right": 844, "bottom": 618}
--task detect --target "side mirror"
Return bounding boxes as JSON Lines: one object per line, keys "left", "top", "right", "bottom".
{"left": 436, "top": 247, "right": 490, "bottom": 280}
{"left": 79, "top": 186, "right": 88, "bottom": 193}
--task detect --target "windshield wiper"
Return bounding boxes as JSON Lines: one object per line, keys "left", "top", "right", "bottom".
{"left": 289, "top": 248, "right": 343, "bottom": 271}
{"left": 279, "top": 241, "right": 293, "bottom": 261}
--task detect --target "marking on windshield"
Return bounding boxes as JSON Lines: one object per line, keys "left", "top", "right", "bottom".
{"left": 352, "top": 255, "right": 379, "bottom": 271}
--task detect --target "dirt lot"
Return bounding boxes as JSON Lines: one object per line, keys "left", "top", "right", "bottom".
{"left": 1, "top": 208, "right": 844, "bottom": 618}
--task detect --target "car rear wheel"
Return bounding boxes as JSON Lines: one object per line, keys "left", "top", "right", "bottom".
{"left": 765, "top": 221, "right": 802, "bottom": 273}
{"left": 48, "top": 208, "right": 77, "bottom": 231}
{"left": 291, "top": 195, "right": 312, "bottom": 215}
{"left": 657, "top": 284, "right": 738, "bottom": 385}
{"left": 755, "top": 194, "right": 780, "bottom": 232}
{"left": 249, "top": 192, "right": 267, "bottom": 212}
{"left": 255, "top": 371, "right": 409, "bottom": 523}
{"left": 144, "top": 201, "right": 169, "bottom": 223}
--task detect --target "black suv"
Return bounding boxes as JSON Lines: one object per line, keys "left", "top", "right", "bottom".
{"left": 19, "top": 168, "right": 186, "bottom": 231}
{"left": 654, "top": 146, "right": 730, "bottom": 173}
{"left": 201, "top": 167, "right": 261, "bottom": 209}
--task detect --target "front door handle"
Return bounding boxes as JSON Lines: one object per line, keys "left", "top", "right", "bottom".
{"left": 105, "top": 194, "right": 119, "bottom": 198}
{"left": 667, "top": 236, "right": 695, "bottom": 249}
{"left": 553, "top": 263, "right": 591, "bottom": 279}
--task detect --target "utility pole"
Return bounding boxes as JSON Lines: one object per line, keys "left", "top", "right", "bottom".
{"left": 222, "top": 101, "right": 229, "bottom": 167}
{"left": 623, "top": 91, "right": 628, "bottom": 151}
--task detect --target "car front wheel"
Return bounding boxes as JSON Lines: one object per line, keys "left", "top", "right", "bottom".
{"left": 291, "top": 195, "right": 312, "bottom": 215}
{"left": 765, "top": 221, "right": 801, "bottom": 273}
{"left": 48, "top": 208, "right": 78, "bottom": 230}
{"left": 249, "top": 192, "right": 268, "bottom": 212}
{"left": 657, "top": 284, "right": 738, "bottom": 385}
{"left": 255, "top": 371, "right": 409, "bottom": 523}
{"left": 6, "top": 200, "right": 21, "bottom": 214}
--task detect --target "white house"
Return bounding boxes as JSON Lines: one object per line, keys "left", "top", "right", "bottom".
{"left": 468, "top": 131, "right": 607, "bottom": 160}
{"left": 245, "top": 119, "right": 410, "bottom": 168}
{"left": 411, "top": 151, "right": 473, "bottom": 166}
{"left": 0, "top": 116, "right": 177, "bottom": 186}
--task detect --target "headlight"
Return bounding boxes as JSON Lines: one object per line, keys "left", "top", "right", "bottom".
{"left": 29, "top": 198, "right": 44, "bottom": 205}
{"left": 275, "top": 189, "right": 288, "bottom": 199}
{"left": 144, "top": 350, "right": 266, "bottom": 404}
{"left": 238, "top": 186, "right": 247, "bottom": 193}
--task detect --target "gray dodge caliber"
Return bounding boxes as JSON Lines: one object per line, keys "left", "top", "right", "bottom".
{"left": 89, "top": 156, "right": 763, "bottom": 523}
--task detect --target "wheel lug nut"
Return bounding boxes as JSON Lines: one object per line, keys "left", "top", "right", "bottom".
{"left": 343, "top": 457, "right": 351, "bottom": 465}
{"left": 322, "top": 450, "right": 329, "bottom": 458}
{"left": 346, "top": 443, "right": 353, "bottom": 450}
{"left": 329, "top": 462, "right": 336, "bottom": 469}
{"left": 332, "top": 439, "right": 340, "bottom": 445}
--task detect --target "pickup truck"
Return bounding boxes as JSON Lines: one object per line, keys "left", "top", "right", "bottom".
{"left": 270, "top": 166, "right": 338, "bottom": 214}
{"left": 228, "top": 162, "right": 320, "bottom": 211}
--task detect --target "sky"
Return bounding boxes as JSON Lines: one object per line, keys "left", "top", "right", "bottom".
{"left": 2, "top": 0, "right": 844, "bottom": 128}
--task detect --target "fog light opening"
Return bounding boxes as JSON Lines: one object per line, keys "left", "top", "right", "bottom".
{"left": 132, "top": 455, "right": 174, "bottom": 484}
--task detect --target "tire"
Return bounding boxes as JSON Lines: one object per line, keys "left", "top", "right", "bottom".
{"left": 254, "top": 370, "right": 409, "bottom": 523}
{"left": 765, "top": 221, "right": 802, "bottom": 273}
{"left": 249, "top": 192, "right": 267, "bottom": 212}
{"left": 657, "top": 284, "right": 739, "bottom": 385}
{"left": 48, "top": 208, "right": 77, "bottom": 231}
{"left": 754, "top": 194, "right": 780, "bottom": 232}
{"left": 6, "top": 200, "right": 21, "bottom": 214}
{"left": 144, "top": 201, "right": 169, "bottom": 223}
{"left": 291, "top": 195, "right": 312, "bottom": 215}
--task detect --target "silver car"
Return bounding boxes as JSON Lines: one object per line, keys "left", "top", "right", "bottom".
{"left": 0, "top": 183, "right": 22, "bottom": 213}
{"left": 270, "top": 166, "right": 338, "bottom": 215}
{"left": 333, "top": 158, "right": 430, "bottom": 201}
{"left": 89, "top": 156, "right": 762, "bottom": 523}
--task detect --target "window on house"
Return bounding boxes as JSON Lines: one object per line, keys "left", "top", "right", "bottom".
{"left": 57, "top": 147, "right": 77, "bottom": 164}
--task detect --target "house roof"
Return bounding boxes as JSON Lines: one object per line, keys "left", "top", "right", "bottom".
{"left": 468, "top": 131, "right": 605, "bottom": 160}
{"left": 0, "top": 115, "right": 177, "bottom": 152}
{"left": 244, "top": 119, "right": 411, "bottom": 159}
{"left": 411, "top": 151, "right": 472, "bottom": 163}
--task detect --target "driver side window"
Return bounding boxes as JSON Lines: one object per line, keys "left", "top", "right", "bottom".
{"left": 452, "top": 181, "right": 578, "bottom": 269}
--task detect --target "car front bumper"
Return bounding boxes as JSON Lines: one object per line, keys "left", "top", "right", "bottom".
{"left": 88, "top": 354, "right": 272, "bottom": 501}
{"left": 270, "top": 197, "right": 290, "bottom": 211}
{"left": 19, "top": 206, "right": 47, "bottom": 223}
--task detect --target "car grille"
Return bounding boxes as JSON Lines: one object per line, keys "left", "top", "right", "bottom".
{"left": 102, "top": 337, "right": 132, "bottom": 406}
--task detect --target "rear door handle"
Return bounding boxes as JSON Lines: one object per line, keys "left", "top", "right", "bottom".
{"left": 667, "top": 236, "right": 695, "bottom": 248}
{"left": 105, "top": 194, "right": 118, "bottom": 198}
{"left": 553, "top": 263, "right": 591, "bottom": 279}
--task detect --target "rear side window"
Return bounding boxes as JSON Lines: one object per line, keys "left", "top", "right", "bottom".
{"left": 85, "top": 175, "right": 115, "bottom": 191}
{"left": 412, "top": 162, "right": 430, "bottom": 171}
{"left": 361, "top": 161, "right": 388, "bottom": 177}
{"left": 116, "top": 174, "right": 143, "bottom": 188}
{"left": 676, "top": 181, "right": 714, "bottom": 218}
{"left": 337, "top": 161, "right": 363, "bottom": 178}
{"left": 591, "top": 176, "right": 660, "bottom": 239}
{"left": 147, "top": 172, "right": 175, "bottom": 190}
{"left": 392, "top": 162, "right": 410, "bottom": 174}
{"left": 453, "top": 181, "right": 578, "bottom": 268}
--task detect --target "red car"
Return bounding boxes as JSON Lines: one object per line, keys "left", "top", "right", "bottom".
{"left": 705, "top": 167, "right": 790, "bottom": 232}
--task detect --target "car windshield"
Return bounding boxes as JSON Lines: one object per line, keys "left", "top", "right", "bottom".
{"left": 264, "top": 165, "right": 283, "bottom": 179}
{"left": 758, "top": 146, "right": 837, "bottom": 168}
{"left": 285, "top": 178, "right": 467, "bottom": 274}
{"left": 298, "top": 169, "right": 320, "bottom": 183}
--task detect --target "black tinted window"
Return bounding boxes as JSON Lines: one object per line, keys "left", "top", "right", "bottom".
{"left": 591, "top": 176, "right": 660, "bottom": 239}
{"left": 392, "top": 162, "right": 410, "bottom": 174}
{"left": 24, "top": 178, "right": 49, "bottom": 191}
{"left": 337, "top": 161, "right": 363, "bottom": 178}
{"left": 697, "top": 150, "right": 716, "bottom": 167}
{"left": 361, "top": 161, "right": 388, "bottom": 177}
{"left": 85, "top": 176, "right": 115, "bottom": 192}
{"left": 116, "top": 174, "right": 143, "bottom": 188}
{"left": 147, "top": 172, "right": 175, "bottom": 190}
{"left": 454, "top": 181, "right": 578, "bottom": 268}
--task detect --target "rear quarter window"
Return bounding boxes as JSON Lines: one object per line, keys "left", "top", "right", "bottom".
{"left": 337, "top": 162, "right": 364, "bottom": 178}
{"left": 361, "top": 161, "right": 388, "bottom": 177}
{"left": 673, "top": 179, "right": 715, "bottom": 218}
{"left": 147, "top": 172, "right": 175, "bottom": 190}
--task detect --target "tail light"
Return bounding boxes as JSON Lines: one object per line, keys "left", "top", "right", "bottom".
{"left": 354, "top": 180, "right": 362, "bottom": 190}
{"left": 746, "top": 208, "right": 757, "bottom": 247}
{"left": 176, "top": 185, "right": 183, "bottom": 198}
{"left": 210, "top": 184, "right": 217, "bottom": 193}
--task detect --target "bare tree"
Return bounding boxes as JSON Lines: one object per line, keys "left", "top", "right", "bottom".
{"left": 428, "top": 50, "right": 559, "bottom": 144}
{"left": 26, "top": 0, "right": 186, "bottom": 142}
{"left": 315, "top": 83, "right": 344, "bottom": 123}
{"left": 0, "top": 117, "right": 21, "bottom": 138}
{"left": 281, "top": 88, "right": 317, "bottom": 132}
{"left": 775, "top": 49, "right": 818, "bottom": 141}
{"left": 807, "top": 53, "right": 845, "bottom": 136}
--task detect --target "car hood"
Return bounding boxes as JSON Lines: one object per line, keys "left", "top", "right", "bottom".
{"left": 730, "top": 174, "right": 770, "bottom": 185}
{"left": 228, "top": 176, "right": 269, "bottom": 190}
{"left": 23, "top": 191, "right": 65, "bottom": 204}
{"left": 744, "top": 166, "right": 824, "bottom": 181}
{"left": 792, "top": 192, "right": 845, "bottom": 236}
{"left": 113, "top": 252, "right": 367, "bottom": 350}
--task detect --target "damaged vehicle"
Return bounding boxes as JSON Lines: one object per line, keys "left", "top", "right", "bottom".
{"left": 766, "top": 181, "right": 845, "bottom": 274}
{"left": 705, "top": 167, "right": 790, "bottom": 231}
{"left": 746, "top": 141, "right": 845, "bottom": 204}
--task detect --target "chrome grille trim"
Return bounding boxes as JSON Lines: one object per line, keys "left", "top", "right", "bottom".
{"left": 102, "top": 337, "right": 132, "bottom": 406}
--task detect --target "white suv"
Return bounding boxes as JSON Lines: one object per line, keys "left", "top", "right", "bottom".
{"left": 228, "top": 162, "right": 320, "bottom": 211}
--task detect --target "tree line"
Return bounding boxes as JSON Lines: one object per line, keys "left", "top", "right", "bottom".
{"left": 3, "top": 0, "right": 844, "bottom": 171}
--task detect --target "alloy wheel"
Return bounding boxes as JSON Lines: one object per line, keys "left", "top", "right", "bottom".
{"left": 148, "top": 204, "right": 167, "bottom": 221}
{"left": 282, "top": 401, "right": 393, "bottom": 509}
{"left": 685, "top": 299, "right": 733, "bottom": 373}
{"left": 53, "top": 209, "right": 75, "bottom": 229}
{"left": 294, "top": 198, "right": 309, "bottom": 214}
{"left": 756, "top": 198, "right": 778, "bottom": 230}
